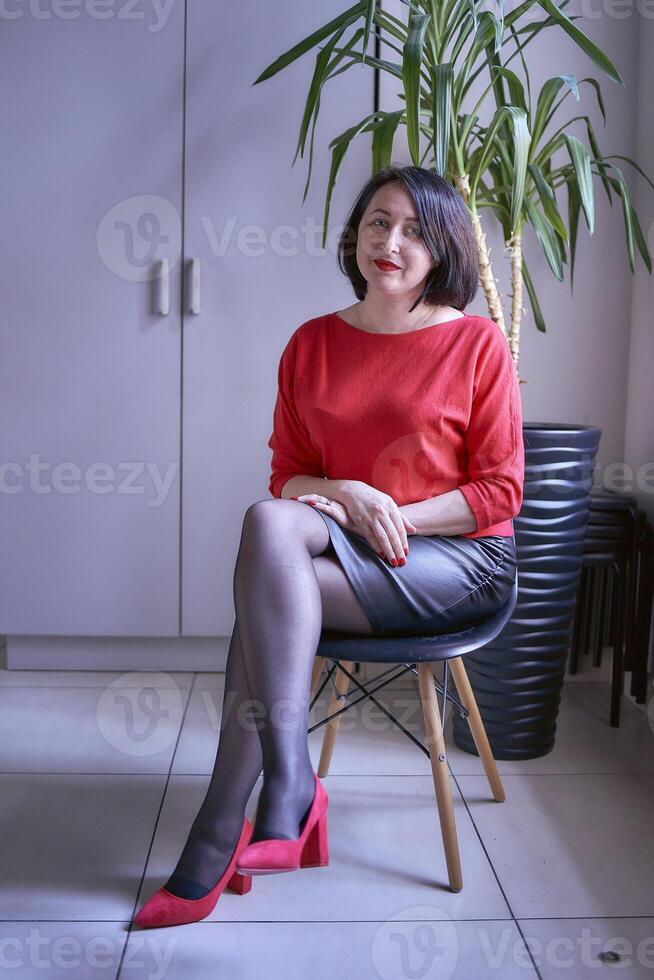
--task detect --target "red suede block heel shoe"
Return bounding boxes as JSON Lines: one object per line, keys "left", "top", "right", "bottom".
{"left": 299, "top": 809, "right": 329, "bottom": 869}
{"left": 132, "top": 816, "right": 254, "bottom": 929}
{"left": 234, "top": 773, "right": 329, "bottom": 876}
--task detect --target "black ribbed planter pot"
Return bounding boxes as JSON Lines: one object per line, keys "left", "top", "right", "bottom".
{"left": 452, "top": 422, "right": 602, "bottom": 760}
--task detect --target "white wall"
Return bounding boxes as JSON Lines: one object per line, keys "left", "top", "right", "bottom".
{"left": 628, "top": 11, "right": 654, "bottom": 525}
{"left": 626, "top": 13, "right": 654, "bottom": 696}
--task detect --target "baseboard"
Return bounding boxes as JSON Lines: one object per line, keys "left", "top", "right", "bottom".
{"left": 5, "top": 635, "right": 231, "bottom": 672}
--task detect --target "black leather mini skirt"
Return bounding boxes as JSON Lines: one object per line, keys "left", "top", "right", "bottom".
{"left": 313, "top": 509, "right": 517, "bottom": 637}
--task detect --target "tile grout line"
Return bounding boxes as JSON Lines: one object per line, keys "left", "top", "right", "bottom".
{"left": 5, "top": 770, "right": 654, "bottom": 777}
{"left": 0, "top": 915, "right": 653, "bottom": 924}
{"left": 114, "top": 667, "right": 197, "bottom": 980}
{"left": 448, "top": 762, "right": 544, "bottom": 980}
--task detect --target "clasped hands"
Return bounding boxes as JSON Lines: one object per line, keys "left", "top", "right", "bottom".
{"left": 290, "top": 480, "right": 417, "bottom": 567}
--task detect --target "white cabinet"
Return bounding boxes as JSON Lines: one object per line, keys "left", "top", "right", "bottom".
{"left": 0, "top": 9, "right": 185, "bottom": 637}
{"left": 1, "top": 3, "right": 372, "bottom": 666}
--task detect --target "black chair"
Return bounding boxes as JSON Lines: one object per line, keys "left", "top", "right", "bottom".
{"left": 308, "top": 575, "right": 519, "bottom": 892}
{"left": 569, "top": 489, "right": 653, "bottom": 725}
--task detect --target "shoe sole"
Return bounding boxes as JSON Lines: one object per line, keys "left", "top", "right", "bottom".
{"left": 236, "top": 861, "right": 329, "bottom": 875}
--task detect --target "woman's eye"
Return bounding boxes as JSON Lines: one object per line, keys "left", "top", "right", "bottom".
{"left": 372, "top": 218, "right": 421, "bottom": 237}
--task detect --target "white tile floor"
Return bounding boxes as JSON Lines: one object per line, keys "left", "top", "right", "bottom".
{"left": 1, "top": 649, "right": 653, "bottom": 980}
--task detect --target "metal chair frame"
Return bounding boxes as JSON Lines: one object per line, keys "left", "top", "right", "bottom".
{"left": 309, "top": 658, "right": 467, "bottom": 759}
{"left": 304, "top": 577, "right": 519, "bottom": 892}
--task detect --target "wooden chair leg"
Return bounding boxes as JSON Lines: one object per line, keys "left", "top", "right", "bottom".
{"left": 317, "top": 660, "right": 353, "bottom": 778}
{"left": 448, "top": 656, "right": 505, "bottom": 803}
{"left": 310, "top": 656, "right": 325, "bottom": 699}
{"left": 417, "top": 661, "right": 463, "bottom": 892}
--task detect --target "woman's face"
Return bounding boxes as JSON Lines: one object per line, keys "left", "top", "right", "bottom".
{"left": 355, "top": 183, "right": 437, "bottom": 299}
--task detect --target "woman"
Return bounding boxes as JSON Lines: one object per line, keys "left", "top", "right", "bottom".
{"left": 133, "top": 164, "right": 524, "bottom": 928}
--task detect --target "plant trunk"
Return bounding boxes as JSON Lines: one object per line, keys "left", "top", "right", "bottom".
{"left": 507, "top": 230, "right": 523, "bottom": 374}
{"left": 453, "top": 172, "right": 506, "bottom": 336}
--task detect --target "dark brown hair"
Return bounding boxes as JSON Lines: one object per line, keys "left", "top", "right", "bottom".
{"left": 337, "top": 164, "right": 478, "bottom": 313}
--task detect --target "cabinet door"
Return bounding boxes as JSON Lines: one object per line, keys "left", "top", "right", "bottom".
{"left": 0, "top": 10, "right": 184, "bottom": 635}
{"left": 182, "top": 1, "right": 373, "bottom": 634}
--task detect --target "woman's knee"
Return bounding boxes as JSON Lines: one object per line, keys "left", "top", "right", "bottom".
{"left": 241, "top": 498, "right": 299, "bottom": 539}
{"left": 243, "top": 497, "right": 289, "bottom": 524}
{"left": 240, "top": 497, "right": 329, "bottom": 553}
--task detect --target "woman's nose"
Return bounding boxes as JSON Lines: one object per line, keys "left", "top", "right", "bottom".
{"left": 385, "top": 227, "right": 402, "bottom": 250}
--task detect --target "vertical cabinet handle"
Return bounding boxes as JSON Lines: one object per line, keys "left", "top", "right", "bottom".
{"left": 157, "top": 258, "right": 170, "bottom": 315}
{"left": 189, "top": 257, "right": 201, "bottom": 314}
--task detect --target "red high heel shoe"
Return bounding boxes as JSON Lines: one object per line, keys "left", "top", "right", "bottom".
{"left": 235, "top": 773, "right": 329, "bottom": 875}
{"left": 132, "top": 816, "right": 254, "bottom": 928}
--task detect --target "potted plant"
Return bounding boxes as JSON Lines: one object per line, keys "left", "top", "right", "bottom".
{"left": 254, "top": 0, "right": 653, "bottom": 757}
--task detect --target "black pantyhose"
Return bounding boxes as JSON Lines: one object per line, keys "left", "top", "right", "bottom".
{"left": 164, "top": 499, "right": 370, "bottom": 900}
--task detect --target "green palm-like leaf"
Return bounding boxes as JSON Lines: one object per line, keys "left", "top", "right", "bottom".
{"left": 628, "top": 202, "right": 652, "bottom": 273}
{"left": 253, "top": 2, "right": 367, "bottom": 84}
{"left": 564, "top": 133, "right": 594, "bottom": 232}
{"left": 535, "top": 0, "right": 623, "bottom": 84}
{"left": 491, "top": 65, "right": 529, "bottom": 115}
{"left": 578, "top": 76, "right": 606, "bottom": 123}
{"left": 294, "top": 26, "right": 358, "bottom": 165}
{"left": 598, "top": 166, "right": 636, "bottom": 271}
{"left": 583, "top": 116, "right": 612, "bottom": 203}
{"left": 603, "top": 154, "right": 654, "bottom": 192}
{"left": 565, "top": 174, "right": 581, "bottom": 291}
{"left": 470, "top": 106, "right": 530, "bottom": 232}
{"left": 361, "top": 0, "right": 377, "bottom": 65}
{"left": 525, "top": 198, "right": 565, "bottom": 280}
{"left": 372, "top": 110, "right": 405, "bottom": 172}
{"left": 403, "top": 10, "right": 431, "bottom": 165}
{"left": 531, "top": 75, "right": 579, "bottom": 151}
{"left": 466, "top": 0, "right": 479, "bottom": 33}
{"left": 528, "top": 163, "right": 568, "bottom": 241}
{"left": 322, "top": 113, "right": 380, "bottom": 248}
{"left": 329, "top": 46, "right": 406, "bottom": 83}
{"left": 522, "top": 258, "right": 547, "bottom": 332}
{"left": 431, "top": 63, "right": 453, "bottom": 177}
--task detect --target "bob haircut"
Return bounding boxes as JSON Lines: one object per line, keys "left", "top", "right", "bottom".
{"left": 337, "top": 164, "right": 478, "bottom": 313}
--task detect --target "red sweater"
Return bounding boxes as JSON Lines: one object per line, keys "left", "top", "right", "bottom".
{"left": 267, "top": 310, "right": 524, "bottom": 539}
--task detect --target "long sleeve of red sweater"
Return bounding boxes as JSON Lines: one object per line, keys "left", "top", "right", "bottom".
{"left": 267, "top": 311, "right": 524, "bottom": 539}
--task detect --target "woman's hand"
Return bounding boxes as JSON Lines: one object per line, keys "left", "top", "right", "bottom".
{"left": 292, "top": 482, "right": 417, "bottom": 566}
{"left": 293, "top": 496, "right": 358, "bottom": 535}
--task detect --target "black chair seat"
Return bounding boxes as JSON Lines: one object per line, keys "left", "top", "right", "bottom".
{"left": 316, "top": 576, "right": 519, "bottom": 664}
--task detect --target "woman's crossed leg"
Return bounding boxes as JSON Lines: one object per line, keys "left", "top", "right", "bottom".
{"left": 163, "top": 498, "right": 373, "bottom": 899}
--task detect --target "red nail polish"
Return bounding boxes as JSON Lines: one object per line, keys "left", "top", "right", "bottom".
{"left": 399, "top": 558, "right": 406, "bottom": 566}
{"left": 404, "top": 547, "right": 409, "bottom": 556}
{"left": 307, "top": 500, "right": 316, "bottom": 506}
{"left": 290, "top": 496, "right": 299, "bottom": 500}
{"left": 390, "top": 558, "right": 398, "bottom": 567}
